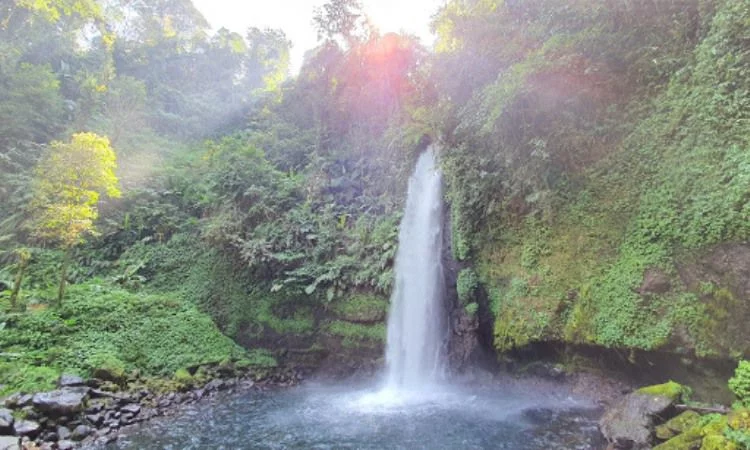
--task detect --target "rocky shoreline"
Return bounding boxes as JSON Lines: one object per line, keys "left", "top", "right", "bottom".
{"left": 0, "top": 367, "right": 305, "bottom": 450}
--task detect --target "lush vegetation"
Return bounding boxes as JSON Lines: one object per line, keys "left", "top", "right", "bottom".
{"left": 432, "top": 0, "right": 750, "bottom": 357}
{"left": 1, "top": 0, "right": 749, "bottom": 404}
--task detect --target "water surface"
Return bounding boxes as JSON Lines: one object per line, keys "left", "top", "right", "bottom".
{"left": 99, "top": 380, "right": 606, "bottom": 450}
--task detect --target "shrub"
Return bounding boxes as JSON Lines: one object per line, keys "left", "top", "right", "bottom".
{"left": 730, "top": 361, "right": 750, "bottom": 406}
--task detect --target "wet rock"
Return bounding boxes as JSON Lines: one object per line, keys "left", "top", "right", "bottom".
{"left": 86, "top": 413, "right": 103, "bottom": 427}
{"left": 523, "top": 361, "right": 566, "bottom": 380}
{"left": 121, "top": 403, "right": 140, "bottom": 416}
{"left": 599, "top": 392, "right": 675, "bottom": 449}
{"left": 12, "top": 420, "right": 40, "bottom": 438}
{"left": 205, "top": 380, "right": 224, "bottom": 392}
{"left": 0, "top": 436, "right": 19, "bottom": 450}
{"left": 32, "top": 389, "right": 87, "bottom": 416}
{"left": 57, "top": 426, "right": 71, "bottom": 441}
{"left": 85, "top": 402, "right": 104, "bottom": 415}
{"left": 71, "top": 424, "right": 92, "bottom": 441}
{"left": 42, "top": 431, "right": 58, "bottom": 442}
{"left": 0, "top": 409, "right": 13, "bottom": 434}
{"left": 95, "top": 434, "right": 117, "bottom": 445}
{"left": 57, "top": 440, "right": 75, "bottom": 450}
{"left": 57, "top": 374, "right": 86, "bottom": 389}
{"left": 640, "top": 268, "right": 672, "bottom": 294}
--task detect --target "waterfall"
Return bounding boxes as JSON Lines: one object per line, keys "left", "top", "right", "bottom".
{"left": 385, "top": 146, "right": 446, "bottom": 389}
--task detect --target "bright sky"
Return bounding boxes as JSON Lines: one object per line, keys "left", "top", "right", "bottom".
{"left": 191, "top": 0, "right": 445, "bottom": 72}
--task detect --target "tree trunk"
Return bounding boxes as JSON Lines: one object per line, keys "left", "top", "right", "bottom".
{"left": 57, "top": 248, "right": 71, "bottom": 306}
{"left": 9, "top": 251, "right": 29, "bottom": 310}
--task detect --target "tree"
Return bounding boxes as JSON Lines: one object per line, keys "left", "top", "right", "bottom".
{"left": 31, "top": 132, "right": 121, "bottom": 304}
{"left": 8, "top": 247, "right": 30, "bottom": 310}
{"left": 313, "top": 0, "right": 369, "bottom": 47}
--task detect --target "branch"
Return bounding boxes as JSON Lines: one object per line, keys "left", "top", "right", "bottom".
{"left": 675, "top": 404, "right": 730, "bottom": 414}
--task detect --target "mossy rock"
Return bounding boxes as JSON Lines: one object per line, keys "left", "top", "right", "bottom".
{"left": 700, "top": 434, "right": 738, "bottom": 450}
{"left": 325, "top": 321, "right": 385, "bottom": 348}
{"left": 637, "top": 381, "right": 688, "bottom": 402}
{"left": 331, "top": 294, "right": 388, "bottom": 324}
{"left": 652, "top": 426, "right": 703, "bottom": 450}
{"left": 700, "top": 415, "right": 727, "bottom": 436}
{"left": 92, "top": 358, "right": 126, "bottom": 384}
{"left": 727, "top": 408, "right": 750, "bottom": 430}
{"left": 173, "top": 368, "right": 193, "bottom": 390}
{"left": 656, "top": 411, "right": 701, "bottom": 440}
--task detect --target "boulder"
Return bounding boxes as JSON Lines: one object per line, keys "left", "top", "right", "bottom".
{"left": 57, "top": 374, "right": 86, "bottom": 389}
{"left": 71, "top": 424, "right": 92, "bottom": 441}
{"left": 12, "top": 420, "right": 40, "bottom": 438}
{"left": 599, "top": 392, "right": 676, "bottom": 449}
{"left": 0, "top": 436, "right": 18, "bottom": 450}
{"left": 57, "top": 425, "right": 71, "bottom": 441}
{"left": 0, "top": 409, "right": 13, "bottom": 434}
{"left": 120, "top": 403, "right": 140, "bottom": 415}
{"left": 32, "top": 389, "right": 88, "bottom": 416}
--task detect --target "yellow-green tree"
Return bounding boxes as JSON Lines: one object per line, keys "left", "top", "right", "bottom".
{"left": 31, "top": 132, "right": 121, "bottom": 305}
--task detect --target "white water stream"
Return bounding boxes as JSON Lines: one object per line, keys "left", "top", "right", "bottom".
{"left": 384, "top": 146, "right": 446, "bottom": 389}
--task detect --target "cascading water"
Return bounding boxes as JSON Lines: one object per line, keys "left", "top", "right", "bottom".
{"left": 385, "top": 146, "right": 446, "bottom": 389}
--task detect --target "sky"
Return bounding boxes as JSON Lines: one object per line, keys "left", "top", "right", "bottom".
{"left": 191, "top": 0, "right": 445, "bottom": 72}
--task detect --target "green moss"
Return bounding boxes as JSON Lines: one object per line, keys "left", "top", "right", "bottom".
{"left": 326, "top": 321, "right": 385, "bottom": 348}
{"left": 173, "top": 368, "right": 193, "bottom": 389}
{"left": 727, "top": 409, "right": 750, "bottom": 431}
{"left": 657, "top": 411, "right": 702, "bottom": 441}
{"left": 241, "top": 349, "right": 278, "bottom": 368}
{"left": 637, "top": 381, "right": 688, "bottom": 402}
{"left": 331, "top": 294, "right": 388, "bottom": 323}
{"left": 652, "top": 426, "right": 703, "bottom": 450}
{"left": 701, "top": 434, "right": 738, "bottom": 450}
{"left": 451, "top": 0, "right": 750, "bottom": 357}
{"left": 457, "top": 268, "right": 479, "bottom": 305}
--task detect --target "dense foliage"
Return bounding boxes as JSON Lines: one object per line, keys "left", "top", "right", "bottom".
{"left": 1, "top": 0, "right": 749, "bottom": 399}
{"left": 432, "top": 0, "right": 750, "bottom": 357}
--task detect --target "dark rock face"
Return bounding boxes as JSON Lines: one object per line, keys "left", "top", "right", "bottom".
{"left": 599, "top": 393, "right": 675, "bottom": 449}
{"left": 677, "top": 243, "right": 750, "bottom": 356}
{"left": 446, "top": 307, "right": 481, "bottom": 370}
{"left": 0, "top": 409, "right": 13, "bottom": 434}
{"left": 32, "top": 389, "right": 87, "bottom": 416}
{"left": 640, "top": 268, "right": 671, "bottom": 294}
